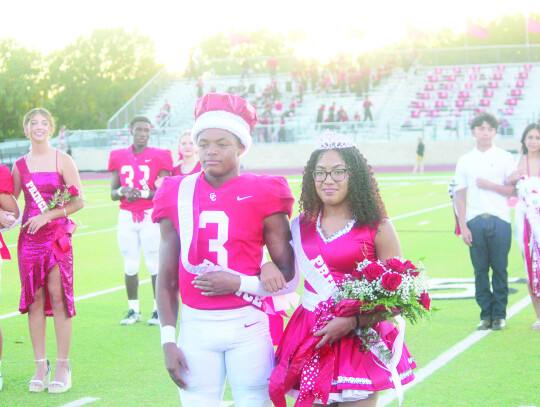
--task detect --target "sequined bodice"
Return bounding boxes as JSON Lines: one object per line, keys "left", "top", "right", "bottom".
{"left": 22, "top": 172, "right": 64, "bottom": 223}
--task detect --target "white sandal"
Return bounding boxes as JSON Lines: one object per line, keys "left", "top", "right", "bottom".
{"left": 532, "top": 320, "right": 540, "bottom": 330}
{"left": 48, "top": 358, "right": 71, "bottom": 394}
{"left": 29, "top": 358, "right": 51, "bottom": 392}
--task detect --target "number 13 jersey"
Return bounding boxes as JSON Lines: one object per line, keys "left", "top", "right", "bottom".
{"left": 152, "top": 172, "right": 294, "bottom": 310}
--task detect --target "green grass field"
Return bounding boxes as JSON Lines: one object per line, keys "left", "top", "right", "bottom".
{"left": 0, "top": 173, "right": 538, "bottom": 407}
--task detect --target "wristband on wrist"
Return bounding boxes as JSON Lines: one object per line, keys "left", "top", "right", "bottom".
{"left": 140, "top": 189, "right": 150, "bottom": 199}
{"left": 160, "top": 325, "right": 176, "bottom": 346}
{"left": 355, "top": 314, "right": 360, "bottom": 329}
{"left": 239, "top": 275, "right": 260, "bottom": 294}
{"left": 117, "top": 187, "right": 125, "bottom": 197}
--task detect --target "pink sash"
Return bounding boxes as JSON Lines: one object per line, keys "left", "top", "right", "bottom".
{"left": 124, "top": 146, "right": 150, "bottom": 223}
{"left": 16, "top": 157, "right": 77, "bottom": 260}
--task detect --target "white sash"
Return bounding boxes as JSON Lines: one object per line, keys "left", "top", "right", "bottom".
{"left": 291, "top": 216, "right": 337, "bottom": 302}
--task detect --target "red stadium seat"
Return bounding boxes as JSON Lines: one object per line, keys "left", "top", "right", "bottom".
{"left": 435, "top": 100, "right": 445, "bottom": 108}
{"left": 428, "top": 75, "right": 438, "bottom": 82}
{"left": 504, "top": 107, "right": 514, "bottom": 115}
{"left": 472, "top": 65, "right": 481, "bottom": 72}
{"left": 493, "top": 72, "right": 503, "bottom": 80}
{"left": 447, "top": 75, "right": 457, "bottom": 81}
{"left": 496, "top": 64, "right": 506, "bottom": 71}
{"left": 425, "top": 84, "right": 435, "bottom": 91}
{"left": 438, "top": 91, "right": 448, "bottom": 99}
{"left": 417, "top": 101, "right": 425, "bottom": 108}
{"left": 455, "top": 100, "right": 465, "bottom": 108}
{"left": 516, "top": 80, "right": 525, "bottom": 88}
{"left": 453, "top": 66, "right": 462, "bottom": 73}
{"left": 411, "top": 110, "right": 421, "bottom": 118}
{"left": 420, "top": 92, "right": 430, "bottom": 99}
{"left": 508, "top": 98, "right": 518, "bottom": 106}
{"left": 469, "top": 74, "right": 478, "bottom": 81}
{"left": 524, "top": 63, "right": 532, "bottom": 71}
{"left": 484, "top": 89, "right": 494, "bottom": 97}
{"left": 519, "top": 71, "right": 529, "bottom": 79}
{"left": 511, "top": 89, "right": 522, "bottom": 97}
{"left": 434, "top": 67, "right": 443, "bottom": 74}
{"left": 489, "top": 81, "right": 499, "bottom": 88}
{"left": 464, "top": 82, "right": 473, "bottom": 89}
{"left": 445, "top": 83, "right": 454, "bottom": 90}
{"left": 480, "top": 99, "right": 490, "bottom": 107}
{"left": 458, "top": 90, "right": 470, "bottom": 99}
{"left": 430, "top": 110, "right": 440, "bottom": 118}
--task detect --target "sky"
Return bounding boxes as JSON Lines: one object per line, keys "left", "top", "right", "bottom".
{"left": 1, "top": 0, "right": 538, "bottom": 72}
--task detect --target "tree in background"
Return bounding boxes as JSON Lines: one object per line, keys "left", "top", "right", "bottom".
{"left": 0, "top": 39, "right": 43, "bottom": 140}
{"left": 45, "top": 28, "right": 162, "bottom": 130}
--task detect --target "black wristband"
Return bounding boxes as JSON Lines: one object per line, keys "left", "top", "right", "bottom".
{"left": 355, "top": 314, "right": 360, "bottom": 329}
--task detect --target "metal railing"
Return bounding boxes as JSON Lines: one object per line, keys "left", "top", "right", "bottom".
{"left": 107, "top": 67, "right": 176, "bottom": 129}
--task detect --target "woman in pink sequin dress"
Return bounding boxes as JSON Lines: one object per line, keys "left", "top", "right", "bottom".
{"left": 270, "top": 134, "right": 416, "bottom": 407}
{"left": 12, "top": 108, "right": 84, "bottom": 393}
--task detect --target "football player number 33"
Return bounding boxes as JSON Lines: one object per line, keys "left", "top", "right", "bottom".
{"left": 200, "top": 210, "right": 229, "bottom": 268}
{"left": 120, "top": 165, "right": 150, "bottom": 188}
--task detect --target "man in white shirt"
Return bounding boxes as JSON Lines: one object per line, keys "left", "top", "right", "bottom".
{"left": 454, "top": 112, "right": 516, "bottom": 331}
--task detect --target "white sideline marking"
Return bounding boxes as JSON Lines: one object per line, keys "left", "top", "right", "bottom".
{"left": 0, "top": 280, "right": 151, "bottom": 320}
{"left": 220, "top": 402, "right": 235, "bottom": 407}
{"left": 60, "top": 397, "right": 100, "bottom": 406}
{"left": 417, "top": 221, "right": 430, "bottom": 226}
{"left": 390, "top": 203, "right": 452, "bottom": 221}
{"left": 6, "top": 227, "right": 117, "bottom": 248}
{"left": 378, "top": 295, "right": 532, "bottom": 406}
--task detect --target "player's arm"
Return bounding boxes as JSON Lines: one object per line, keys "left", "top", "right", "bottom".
{"left": 193, "top": 212, "right": 299, "bottom": 296}
{"left": 157, "top": 217, "right": 189, "bottom": 389}
{"left": 0, "top": 193, "right": 20, "bottom": 230}
{"left": 110, "top": 170, "right": 126, "bottom": 201}
{"left": 154, "top": 169, "right": 171, "bottom": 190}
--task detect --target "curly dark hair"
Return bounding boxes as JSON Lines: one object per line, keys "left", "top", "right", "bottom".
{"left": 299, "top": 146, "right": 387, "bottom": 228}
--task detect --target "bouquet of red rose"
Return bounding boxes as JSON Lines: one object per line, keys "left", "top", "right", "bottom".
{"left": 47, "top": 185, "right": 82, "bottom": 211}
{"left": 334, "top": 257, "right": 433, "bottom": 358}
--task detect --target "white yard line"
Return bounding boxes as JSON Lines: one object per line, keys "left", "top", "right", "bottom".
{"left": 378, "top": 295, "right": 532, "bottom": 406}
{"left": 0, "top": 280, "right": 151, "bottom": 320}
{"left": 389, "top": 203, "right": 452, "bottom": 221}
{"left": 6, "top": 227, "right": 118, "bottom": 248}
{"left": 60, "top": 397, "right": 100, "bottom": 407}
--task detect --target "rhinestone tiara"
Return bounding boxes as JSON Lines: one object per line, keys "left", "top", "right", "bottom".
{"left": 315, "top": 130, "right": 354, "bottom": 150}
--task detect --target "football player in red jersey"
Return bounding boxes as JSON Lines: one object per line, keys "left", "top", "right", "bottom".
{"left": 109, "top": 116, "right": 173, "bottom": 325}
{"left": 153, "top": 94, "right": 298, "bottom": 406}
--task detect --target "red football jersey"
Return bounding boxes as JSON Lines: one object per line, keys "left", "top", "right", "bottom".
{"left": 0, "top": 165, "right": 14, "bottom": 194}
{"left": 153, "top": 172, "right": 294, "bottom": 310}
{"left": 108, "top": 146, "right": 173, "bottom": 212}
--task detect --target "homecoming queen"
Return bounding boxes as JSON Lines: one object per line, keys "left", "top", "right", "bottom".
{"left": 269, "top": 132, "right": 416, "bottom": 407}
{"left": 12, "top": 108, "right": 84, "bottom": 393}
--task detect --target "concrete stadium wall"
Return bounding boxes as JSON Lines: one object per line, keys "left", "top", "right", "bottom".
{"left": 73, "top": 138, "right": 521, "bottom": 172}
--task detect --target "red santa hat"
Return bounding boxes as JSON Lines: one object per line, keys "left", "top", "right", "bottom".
{"left": 192, "top": 93, "right": 257, "bottom": 155}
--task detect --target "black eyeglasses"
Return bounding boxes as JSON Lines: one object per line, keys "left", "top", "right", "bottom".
{"left": 312, "top": 169, "right": 348, "bottom": 182}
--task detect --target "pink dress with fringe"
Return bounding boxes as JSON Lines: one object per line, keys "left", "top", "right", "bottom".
{"left": 17, "top": 171, "right": 75, "bottom": 317}
{"left": 272, "top": 218, "right": 416, "bottom": 402}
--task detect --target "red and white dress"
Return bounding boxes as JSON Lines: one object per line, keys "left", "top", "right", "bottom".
{"left": 270, "top": 214, "right": 416, "bottom": 405}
